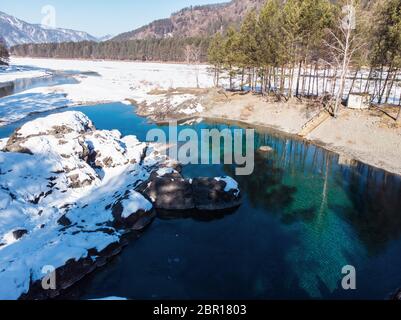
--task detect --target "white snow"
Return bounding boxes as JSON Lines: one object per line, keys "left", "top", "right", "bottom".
{"left": 17, "top": 111, "right": 92, "bottom": 137}
{"left": 0, "top": 58, "right": 214, "bottom": 126}
{"left": 0, "top": 111, "right": 175, "bottom": 300}
{"left": 156, "top": 167, "right": 176, "bottom": 177}
{"left": 215, "top": 176, "right": 240, "bottom": 196}
{"left": 121, "top": 191, "right": 153, "bottom": 218}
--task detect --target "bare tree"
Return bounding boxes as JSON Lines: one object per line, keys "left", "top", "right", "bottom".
{"left": 184, "top": 45, "right": 201, "bottom": 88}
{"left": 324, "top": 0, "right": 366, "bottom": 117}
{"left": 184, "top": 45, "right": 193, "bottom": 65}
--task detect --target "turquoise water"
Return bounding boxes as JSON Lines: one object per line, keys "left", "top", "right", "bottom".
{"left": 2, "top": 103, "right": 401, "bottom": 300}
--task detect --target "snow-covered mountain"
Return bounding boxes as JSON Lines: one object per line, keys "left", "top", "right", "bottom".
{"left": 0, "top": 11, "right": 98, "bottom": 47}
{"left": 97, "top": 34, "right": 114, "bottom": 42}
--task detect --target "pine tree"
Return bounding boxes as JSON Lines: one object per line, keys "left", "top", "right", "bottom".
{"left": 223, "top": 26, "right": 241, "bottom": 90}
{"left": 238, "top": 11, "right": 259, "bottom": 91}
{"left": 257, "top": 0, "right": 282, "bottom": 94}
{"left": 0, "top": 43, "right": 9, "bottom": 66}
{"left": 282, "top": 0, "right": 302, "bottom": 97}
{"left": 208, "top": 33, "right": 225, "bottom": 87}
{"left": 370, "top": 0, "right": 401, "bottom": 107}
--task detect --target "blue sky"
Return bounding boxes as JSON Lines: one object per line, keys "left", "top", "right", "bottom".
{"left": 0, "top": 0, "right": 228, "bottom": 37}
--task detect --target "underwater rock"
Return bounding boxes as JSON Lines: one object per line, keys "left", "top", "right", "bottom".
{"left": 258, "top": 146, "right": 273, "bottom": 153}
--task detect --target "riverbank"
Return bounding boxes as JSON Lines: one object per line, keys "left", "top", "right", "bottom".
{"left": 6, "top": 57, "right": 401, "bottom": 177}
{"left": 200, "top": 91, "right": 401, "bottom": 177}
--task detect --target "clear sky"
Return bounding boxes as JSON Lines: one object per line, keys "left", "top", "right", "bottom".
{"left": 0, "top": 0, "right": 229, "bottom": 37}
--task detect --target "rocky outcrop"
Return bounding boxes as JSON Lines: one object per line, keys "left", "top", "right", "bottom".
{"left": 192, "top": 177, "right": 242, "bottom": 211}
{"left": 137, "top": 171, "right": 195, "bottom": 211}
{"left": 0, "top": 111, "right": 241, "bottom": 300}
{"left": 137, "top": 170, "right": 242, "bottom": 215}
{"left": 113, "top": 0, "right": 265, "bottom": 41}
{"left": 0, "top": 111, "right": 175, "bottom": 300}
{"left": 19, "top": 240, "right": 128, "bottom": 300}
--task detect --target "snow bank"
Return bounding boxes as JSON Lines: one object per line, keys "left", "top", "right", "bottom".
{"left": 0, "top": 58, "right": 213, "bottom": 125}
{"left": 121, "top": 191, "right": 153, "bottom": 219}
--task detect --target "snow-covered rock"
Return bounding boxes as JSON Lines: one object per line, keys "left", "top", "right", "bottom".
{"left": 137, "top": 172, "right": 242, "bottom": 213}
{"left": 0, "top": 110, "right": 241, "bottom": 299}
{"left": 0, "top": 111, "right": 176, "bottom": 300}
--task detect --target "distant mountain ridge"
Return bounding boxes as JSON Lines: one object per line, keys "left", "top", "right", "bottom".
{"left": 0, "top": 11, "right": 98, "bottom": 47}
{"left": 112, "top": 0, "right": 265, "bottom": 41}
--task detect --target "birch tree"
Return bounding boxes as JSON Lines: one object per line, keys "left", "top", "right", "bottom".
{"left": 325, "top": 0, "right": 366, "bottom": 117}
{"left": 184, "top": 45, "right": 202, "bottom": 88}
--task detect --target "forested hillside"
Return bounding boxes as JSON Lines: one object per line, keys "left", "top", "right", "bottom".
{"left": 11, "top": 38, "right": 211, "bottom": 62}
{"left": 112, "top": 0, "right": 265, "bottom": 41}
{"left": 0, "top": 41, "right": 9, "bottom": 65}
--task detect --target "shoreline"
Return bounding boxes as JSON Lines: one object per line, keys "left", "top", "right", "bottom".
{"left": 200, "top": 115, "right": 401, "bottom": 178}
{"left": 10, "top": 55, "right": 210, "bottom": 67}
{"left": 196, "top": 91, "right": 401, "bottom": 177}
{"left": 5, "top": 57, "right": 401, "bottom": 178}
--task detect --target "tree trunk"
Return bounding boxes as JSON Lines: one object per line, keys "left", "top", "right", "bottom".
{"left": 377, "top": 64, "right": 385, "bottom": 102}
{"left": 295, "top": 60, "right": 302, "bottom": 97}
{"left": 311, "top": 65, "right": 316, "bottom": 97}
{"left": 348, "top": 69, "right": 359, "bottom": 96}
{"left": 334, "top": 24, "right": 352, "bottom": 117}
{"left": 364, "top": 67, "right": 373, "bottom": 93}
{"left": 331, "top": 69, "right": 338, "bottom": 97}
{"left": 229, "top": 65, "right": 233, "bottom": 90}
{"left": 216, "top": 65, "right": 220, "bottom": 87}
{"left": 379, "top": 65, "right": 393, "bottom": 104}
{"left": 301, "top": 62, "right": 307, "bottom": 96}
{"left": 385, "top": 69, "right": 398, "bottom": 104}
{"left": 323, "top": 67, "right": 327, "bottom": 94}
{"left": 315, "top": 64, "right": 320, "bottom": 97}
{"left": 288, "top": 63, "right": 295, "bottom": 98}
{"left": 241, "top": 68, "right": 245, "bottom": 91}
{"left": 307, "top": 65, "right": 312, "bottom": 97}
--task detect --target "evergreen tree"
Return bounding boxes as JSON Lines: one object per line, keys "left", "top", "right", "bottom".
{"left": 370, "top": 0, "right": 401, "bottom": 106}
{"left": 223, "top": 26, "right": 241, "bottom": 90}
{"left": 0, "top": 43, "right": 9, "bottom": 66}
{"left": 238, "top": 11, "right": 260, "bottom": 90}
{"left": 257, "top": 0, "right": 283, "bottom": 94}
{"left": 208, "top": 33, "right": 225, "bottom": 87}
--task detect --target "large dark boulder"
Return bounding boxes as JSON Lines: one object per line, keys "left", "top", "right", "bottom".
{"left": 19, "top": 240, "right": 127, "bottom": 300}
{"left": 137, "top": 172, "right": 195, "bottom": 211}
{"left": 192, "top": 177, "right": 241, "bottom": 211}
{"left": 111, "top": 195, "right": 155, "bottom": 231}
{"left": 136, "top": 171, "right": 242, "bottom": 214}
{"left": 12, "top": 229, "right": 28, "bottom": 240}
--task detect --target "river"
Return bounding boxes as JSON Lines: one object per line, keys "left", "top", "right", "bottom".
{"left": 2, "top": 102, "right": 400, "bottom": 299}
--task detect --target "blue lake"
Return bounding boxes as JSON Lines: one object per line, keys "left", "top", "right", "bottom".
{"left": 1, "top": 102, "right": 401, "bottom": 300}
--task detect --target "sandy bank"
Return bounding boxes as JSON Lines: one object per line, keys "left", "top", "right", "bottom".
{"left": 201, "top": 91, "right": 401, "bottom": 176}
